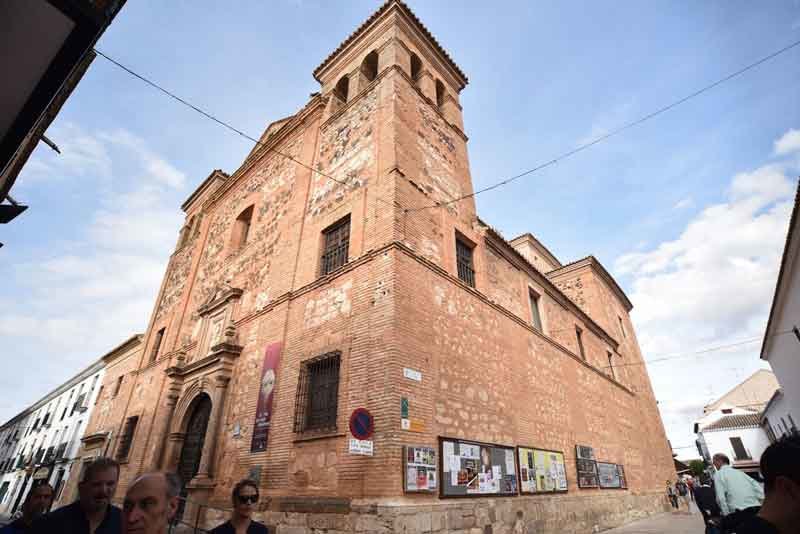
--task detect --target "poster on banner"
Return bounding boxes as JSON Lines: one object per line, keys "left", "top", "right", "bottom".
{"left": 517, "top": 446, "right": 568, "bottom": 494}
{"left": 250, "top": 343, "right": 282, "bottom": 452}
{"left": 403, "top": 445, "right": 437, "bottom": 493}
{"left": 439, "top": 437, "right": 517, "bottom": 498}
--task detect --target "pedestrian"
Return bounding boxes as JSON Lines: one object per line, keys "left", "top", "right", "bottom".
{"left": 711, "top": 453, "right": 764, "bottom": 532}
{"left": 210, "top": 479, "right": 268, "bottom": 534}
{"left": 687, "top": 476, "right": 696, "bottom": 502}
{"left": 676, "top": 478, "right": 691, "bottom": 511}
{"left": 666, "top": 480, "right": 679, "bottom": 509}
{"left": 121, "top": 471, "right": 180, "bottom": 534}
{"left": 694, "top": 475, "right": 722, "bottom": 534}
{"left": 736, "top": 434, "right": 800, "bottom": 534}
{"left": 31, "top": 457, "right": 121, "bottom": 534}
{"left": 0, "top": 483, "right": 53, "bottom": 533}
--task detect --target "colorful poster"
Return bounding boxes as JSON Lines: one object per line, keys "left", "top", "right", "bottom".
{"left": 518, "top": 446, "right": 568, "bottom": 494}
{"left": 250, "top": 343, "right": 281, "bottom": 452}
{"left": 403, "top": 446, "right": 437, "bottom": 493}
{"left": 441, "top": 438, "right": 517, "bottom": 498}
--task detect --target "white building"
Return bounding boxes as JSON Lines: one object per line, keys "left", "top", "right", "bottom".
{"left": 0, "top": 359, "right": 105, "bottom": 515}
{"left": 761, "top": 181, "right": 800, "bottom": 432}
{"left": 761, "top": 389, "right": 798, "bottom": 441}
{"left": 693, "top": 370, "right": 780, "bottom": 478}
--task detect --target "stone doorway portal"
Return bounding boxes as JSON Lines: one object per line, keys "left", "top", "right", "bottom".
{"left": 176, "top": 393, "right": 212, "bottom": 520}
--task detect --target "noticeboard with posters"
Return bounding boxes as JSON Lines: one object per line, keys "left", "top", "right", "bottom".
{"left": 597, "top": 462, "right": 628, "bottom": 489}
{"left": 439, "top": 437, "right": 518, "bottom": 497}
{"left": 403, "top": 445, "right": 437, "bottom": 493}
{"left": 575, "top": 444, "right": 599, "bottom": 488}
{"left": 517, "top": 446, "right": 568, "bottom": 494}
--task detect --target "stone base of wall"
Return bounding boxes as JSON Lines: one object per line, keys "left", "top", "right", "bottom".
{"left": 199, "top": 491, "right": 670, "bottom": 534}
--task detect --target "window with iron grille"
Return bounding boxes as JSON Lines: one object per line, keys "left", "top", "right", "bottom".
{"left": 116, "top": 416, "right": 139, "bottom": 461}
{"left": 320, "top": 216, "right": 350, "bottom": 276}
{"left": 455, "top": 236, "right": 475, "bottom": 287}
{"left": 293, "top": 352, "right": 341, "bottom": 433}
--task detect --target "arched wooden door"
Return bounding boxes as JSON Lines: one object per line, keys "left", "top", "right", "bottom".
{"left": 176, "top": 394, "right": 212, "bottom": 519}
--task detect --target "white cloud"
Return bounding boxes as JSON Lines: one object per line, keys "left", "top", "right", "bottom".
{"left": 774, "top": 128, "right": 800, "bottom": 156}
{"left": 0, "top": 125, "right": 184, "bottom": 421}
{"left": 614, "top": 129, "right": 798, "bottom": 459}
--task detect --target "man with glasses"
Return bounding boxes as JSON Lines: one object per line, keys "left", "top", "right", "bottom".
{"left": 210, "top": 479, "right": 268, "bottom": 534}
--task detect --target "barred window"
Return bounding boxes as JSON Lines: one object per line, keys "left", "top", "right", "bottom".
{"left": 116, "top": 416, "right": 139, "bottom": 461}
{"left": 294, "top": 352, "right": 341, "bottom": 433}
{"left": 455, "top": 236, "right": 475, "bottom": 287}
{"left": 320, "top": 216, "right": 350, "bottom": 276}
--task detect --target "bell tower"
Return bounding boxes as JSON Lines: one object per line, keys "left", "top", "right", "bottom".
{"left": 311, "top": 0, "right": 475, "bottom": 274}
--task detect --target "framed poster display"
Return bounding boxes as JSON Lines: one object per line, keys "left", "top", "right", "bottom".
{"left": 575, "top": 444, "right": 598, "bottom": 488}
{"left": 617, "top": 464, "right": 627, "bottom": 489}
{"left": 439, "top": 437, "right": 518, "bottom": 498}
{"left": 517, "top": 446, "right": 568, "bottom": 494}
{"left": 403, "top": 445, "right": 437, "bottom": 493}
{"left": 597, "top": 462, "right": 622, "bottom": 488}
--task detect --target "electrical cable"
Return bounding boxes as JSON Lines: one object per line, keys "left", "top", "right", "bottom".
{"left": 602, "top": 329, "right": 793, "bottom": 369}
{"left": 93, "top": 48, "right": 399, "bottom": 209}
{"left": 404, "top": 37, "right": 800, "bottom": 212}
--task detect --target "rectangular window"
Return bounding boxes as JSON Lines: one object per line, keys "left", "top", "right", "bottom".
{"left": 575, "top": 327, "right": 586, "bottom": 360}
{"left": 455, "top": 236, "right": 475, "bottom": 287}
{"left": 94, "top": 386, "right": 104, "bottom": 405}
{"left": 113, "top": 376, "right": 124, "bottom": 398}
{"left": 116, "top": 416, "right": 139, "bottom": 461}
{"left": 764, "top": 418, "right": 777, "bottom": 443}
{"left": 294, "top": 352, "right": 341, "bottom": 433}
{"left": 150, "top": 328, "right": 165, "bottom": 362}
{"left": 618, "top": 316, "right": 626, "bottom": 338}
{"left": 729, "top": 437, "right": 750, "bottom": 460}
{"left": 320, "top": 216, "right": 351, "bottom": 275}
{"left": 607, "top": 351, "right": 616, "bottom": 380}
{"left": 529, "top": 291, "right": 543, "bottom": 332}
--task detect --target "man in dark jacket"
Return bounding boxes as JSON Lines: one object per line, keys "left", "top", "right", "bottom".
{"left": 0, "top": 483, "right": 53, "bottom": 533}
{"left": 31, "top": 457, "right": 121, "bottom": 534}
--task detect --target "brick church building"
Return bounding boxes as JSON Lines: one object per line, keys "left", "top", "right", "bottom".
{"left": 76, "top": 1, "right": 675, "bottom": 531}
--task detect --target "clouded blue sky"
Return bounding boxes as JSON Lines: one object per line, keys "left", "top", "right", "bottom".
{"left": 1, "top": 0, "right": 799, "bottom": 457}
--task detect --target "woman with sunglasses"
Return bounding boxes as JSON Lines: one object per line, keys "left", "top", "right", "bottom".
{"left": 210, "top": 479, "right": 269, "bottom": 534}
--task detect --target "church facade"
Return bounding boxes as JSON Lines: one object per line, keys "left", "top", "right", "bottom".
{"left": 78, "top": 2, "right": 675, "bottom": 531}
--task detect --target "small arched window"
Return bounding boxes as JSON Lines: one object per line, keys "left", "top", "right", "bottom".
{"left": 410, "top": 53, "right": 422, "bottom": 82}
{"left": 233, "top": 205, "right": 254, "bottom": 250}
{"left": 435, "top": 80, "right": 445, "bottom": 109}
{"left": 334, "top": 75, "right": 349, "bottom": 103}
{"left": 361, "top": 50, "right": 378, "bottom": 82}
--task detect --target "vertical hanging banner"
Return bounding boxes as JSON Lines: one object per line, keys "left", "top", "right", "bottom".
{"left": 250, "top": 342, "right": 282, "bottom": 452}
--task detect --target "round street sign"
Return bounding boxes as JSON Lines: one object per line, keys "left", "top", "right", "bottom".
{"left": 349, "top": 408, "right": 374, "bottom": 440}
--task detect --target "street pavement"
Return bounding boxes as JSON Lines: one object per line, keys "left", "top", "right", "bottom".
{"left": 604, "top": 508, "right": 705, "bottom": 534}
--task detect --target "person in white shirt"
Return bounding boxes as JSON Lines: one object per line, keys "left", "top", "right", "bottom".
{"left": 712, "top": 453, "right": 764, "bottom": 531}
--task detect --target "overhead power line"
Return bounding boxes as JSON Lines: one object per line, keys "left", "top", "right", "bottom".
{"left": 405, "top": 37, "right": 800, "bottom": 212}
{"left": 603, "top": 329, "right": 793, "bottom": 370}
{"left": 93, "top": 48, "right": 396, "bottom": 210}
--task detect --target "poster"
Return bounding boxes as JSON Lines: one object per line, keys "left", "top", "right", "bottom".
{"left": 250, "top": 342, "right": 281, "bottom": 452}
{"left": 517, "top": 446, "right": 568, "bottom": 494}
{"left": 440, "top": 438, "right": 517, "bottom": 498}
{"left": 575, "top": 444, "right": 599, "bottom": 488}
{"left": 403, "top": 446, "right": 437, "bottom": 493}
{"left": 597, "top": 462, "right": 626, "bottom": 489}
